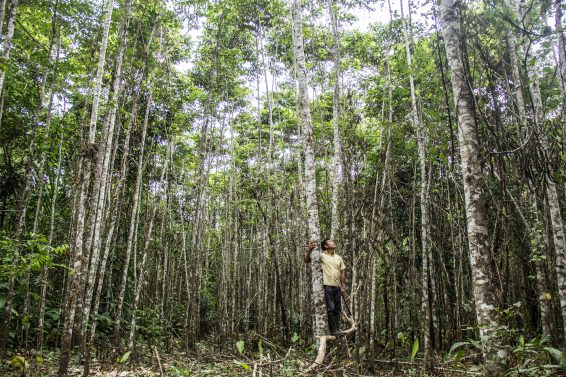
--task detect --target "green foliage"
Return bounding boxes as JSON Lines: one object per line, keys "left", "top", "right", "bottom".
{"left": 503, "top": 334, "right": 566, "bottom": 376}
{"left": 258, "top": 339, "right": 263, "bottom": 355}
{"left": 236, "top": 340, "right": 245, "bottom": 355}
{"left": 410, "top": 338, "right": 419, "bottom": 360}
{"left": 9, "top": 355, "right": 28, "bottom": 373}
{"left": 291, "top": 333, "right": 299, "bottom": 343}
{"left": 117, "top": 351, "right": 131, "bottom": 364}
{"left": 0, "top": 233, "right": 68, "bottom": 279}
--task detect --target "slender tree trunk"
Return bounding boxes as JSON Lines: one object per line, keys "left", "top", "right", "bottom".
{"left": 555, "top": 0, "right": 566, "bottom": 113}
{"left": 400, "top": 0, "right": 432, "bottom": 359}
{"left": 291, "top": 0, "right": 326, "bottom": 338}
{"left": 328, "top": 0, "right": 343, "bottom": 241}
{"left": 79, "top": 0, "right": 132, "bottom": 356}
{"left": 0, "top": 0, "right": 19, "bottom": 96}
{"left": 58, "top": 0, "right": 113, "bottom": 372}
{"left": 127, "top": 144, "right": 170, "bottom": 352}
{"left": 113, "top": 93, "right": 152, "bottom": 349}
{"left": 439, "top": 0, "right": 505, "bottom": 374}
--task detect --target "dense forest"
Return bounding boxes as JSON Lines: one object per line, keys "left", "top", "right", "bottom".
{"left": 0, "top": 0, "right": 565, "bottom": 375}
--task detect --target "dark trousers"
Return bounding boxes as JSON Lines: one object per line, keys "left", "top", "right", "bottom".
{"left": 324, "top": 285, "right": 341, "bottom": 333}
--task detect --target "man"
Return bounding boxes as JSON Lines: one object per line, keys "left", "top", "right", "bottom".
{"left": 304, "top": 239, "right": 346, "bottom": 336}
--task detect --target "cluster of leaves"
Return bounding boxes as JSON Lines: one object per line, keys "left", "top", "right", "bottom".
{"left": 450, "top": 332, "right": 566, "bottom": 376}
{"left": 0, "top": 233, "right": 68, "bottom": 280}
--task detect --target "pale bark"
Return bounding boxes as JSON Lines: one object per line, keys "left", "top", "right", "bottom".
{"left": 439, "top": 0, "right": 505, "bottom": 373}
{"left": 556, "top": 0, "right": 565, "bottom": 113}
{"left": 516, "top": 0, "right": 566, "bottom": 335}
{"left": 127, "top": 144, "right": 170, "bottom": 352}
{"left": 291, "top": 0, "right": 326, "bottom": 338}
{"left": 328, "top": 0, "right": 343, "bottom": 241}
{"left": 113, "top": 92, "right": 152, "bottom": 348}
{"left": 400, "top": 0, "right": 432, "bottom": 358}
{"left": 0, "top": 0, "right": 19, "bottom": 96}
{"left": 58, "top": 1, "right": 113, "bottom": 373}
{"left": 79, "top": 0, "right": 132, "bottom": 354}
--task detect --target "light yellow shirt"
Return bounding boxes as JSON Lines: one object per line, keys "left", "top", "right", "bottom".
{"left": 320, "top": 252, "right": 346, "bottom": 287}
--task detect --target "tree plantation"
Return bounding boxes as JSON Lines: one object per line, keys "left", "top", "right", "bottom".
{"left": 0, "top": 0, "right": 565, "bottom": 375}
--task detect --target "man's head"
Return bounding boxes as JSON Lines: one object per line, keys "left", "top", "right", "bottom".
{"left": 321, "top": 239, "right": 336, "bottom": 252}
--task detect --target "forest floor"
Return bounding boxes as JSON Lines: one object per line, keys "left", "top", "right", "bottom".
{"left": 0, "top": 352, "right": 480, "bottom": 377}
{"left": 1, "top": 343, "right": 482, "bottom": 377}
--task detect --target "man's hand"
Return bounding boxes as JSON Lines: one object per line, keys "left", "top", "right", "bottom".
{"left": 304, "top": 242, "right": 317, "bottom": 263}
{"left": 340, "top": 286, "right": 346, "bottom": 297}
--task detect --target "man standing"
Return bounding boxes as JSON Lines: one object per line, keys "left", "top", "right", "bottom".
{"left": 304, "top": 239, "right": 346, "bottom": 336}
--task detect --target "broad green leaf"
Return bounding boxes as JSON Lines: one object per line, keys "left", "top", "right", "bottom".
{"left": 117, "top": 351, "right": 131, "bottom": 363}
{"left": 453, "top": 349, "right": 465, "bottom": 364}
{"left": 449, "top": 342, "right": 470, "bottom": 355}
{"left": 291, "top": 333, "right": 299, "bottom": 343}
{"left": 258, "top": 339, "right": 263, "bottom": 355}
{"left": 411, "top": 338, "right": 419, "bottom": 360}
{"left": 9, "top": 355, "right": 27, "bottom": 368}
{"left": 236, "top": 340, "right": 245, "bottom": 354}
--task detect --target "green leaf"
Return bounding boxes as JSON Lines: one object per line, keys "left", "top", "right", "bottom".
{"left": 291, "top": 333, "right": 299, "bottom": 343}
{"left": 9, "top": 355, "right": 27, "bottom": 369}
{"left": 232, "top": 360, "right": 250, "bottom": 370}
{"left": 258, "top": 339, "right": 263, "bottom": 355}
{"left": 236, "top": 340, "right": 245, "bottom": 355}
{"left": 411, "top": 338, "right": 419, "bottom": 360}
{"left": 519, "top": 335, "right": 524, "bottom": 347}
{"left": 117, "top": 351, "right": 131, "bottom": 363}
{"left": 544, "top": 347, "right": 564, "bottom": 363}
{"left": 449, "top": 341, "right": 470, "bottom": 355}
{"left": 0, "top": 295, "right": 6, "bottom": 309}
{"left": 453, "top": 349, "right": 465, "bottom": 364}
{"left": 397, "top": 332, "right": 405, "bottom": 345}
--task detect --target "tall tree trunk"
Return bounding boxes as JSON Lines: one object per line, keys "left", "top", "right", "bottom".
{"left": 127, "top": 143, "right": 170, "bottom": 352}
{"left": 79, "top": 0, "right": 132, "bottom": 356}
{"left": 328, "top": 0, "right": 343, "bottom": 241}
{"left": 0, "top": 0, "right": 19, "bottom": 97}
{"left": 400, "top": 0, "right": 432, "bottom": 359}
{"left": 291, "top": 0, "right": 326, "bottom": 338}
{"left": 555, "top": 0, "right": 566, "bottom": 113}
{"left": 113, "top": 93, "right": 152, "bottom": 349}
{"left": 439, "top": 0, "right": 505, "bottom": 374}
{"left": 58, "top": 2, "right": 113, "bottom": 374}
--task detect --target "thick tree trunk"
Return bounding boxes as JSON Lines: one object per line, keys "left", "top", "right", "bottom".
{"left": 439, "top": 0, "right": 505, "bottom": 374}
{"left": 291, "top": 0, "right": 326, "bottom": 338}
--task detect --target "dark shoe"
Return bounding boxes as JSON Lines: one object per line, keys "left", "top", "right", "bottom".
{"left": 330, "top": 329, "right": 343, "bottom": 336}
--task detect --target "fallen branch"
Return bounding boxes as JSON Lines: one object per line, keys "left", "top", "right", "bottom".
{"left": 303, "top": 312, "right": 358, "bottom": 374}
{"left": 153, "top": 345, "right": 163, "bottom": 377}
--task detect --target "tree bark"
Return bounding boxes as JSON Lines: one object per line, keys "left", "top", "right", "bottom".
{"left": 439, "top": 0, "right": 505, "bottom": 374}
{"left": 291, "top": 0, "right": 326, "bottom": 339}
{"left": 328, "top": 0, "right": 343, "bottom": 241}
